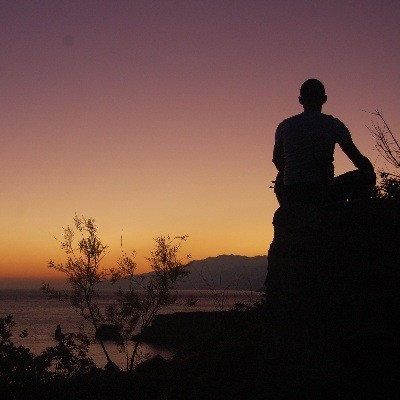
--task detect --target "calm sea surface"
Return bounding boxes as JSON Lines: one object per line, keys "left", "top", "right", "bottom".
{"left": 0, "top": 289, "right": 261, "bottom": 369}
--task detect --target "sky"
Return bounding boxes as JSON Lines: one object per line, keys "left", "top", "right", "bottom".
{"left": 1, "top": 0, "right": 399, "bottom": 283}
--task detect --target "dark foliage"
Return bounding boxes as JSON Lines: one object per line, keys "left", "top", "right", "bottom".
{"left": 41, "top": 332, "right": 96, "bottom": 378}
{"left": 374, "top": 172, "right": 400, "bottom": 200}
{"left": 0, "top": 315, "right": 51, "bottom": 394}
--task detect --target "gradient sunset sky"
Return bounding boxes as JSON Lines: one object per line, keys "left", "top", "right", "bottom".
{"left": 1, "top": 1, "right": 399, "bottom": 282}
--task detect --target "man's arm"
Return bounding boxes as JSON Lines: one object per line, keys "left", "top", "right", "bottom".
{"left": 338, "top": 135, "right": 374, "bottom": 172}
{"left": 336, "top": 121, "right": 374, "bottom": 172}
{"left": 272, "top": 124, "right": 284, "bottom": 172}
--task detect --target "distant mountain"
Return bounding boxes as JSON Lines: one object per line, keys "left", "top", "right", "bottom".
{"left": 176, "top": 254, "right": 268, "bottom": 291}
{"left": 97, "top": 254, "right": 268, "bottom": 292}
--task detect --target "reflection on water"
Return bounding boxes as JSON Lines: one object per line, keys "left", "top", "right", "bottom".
{"left": 0, "top": 289, "right": 262, "bottom": 368}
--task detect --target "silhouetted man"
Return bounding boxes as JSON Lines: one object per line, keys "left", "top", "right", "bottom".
{"left": 273, "top": 79, "right": 376, "bottom": 205}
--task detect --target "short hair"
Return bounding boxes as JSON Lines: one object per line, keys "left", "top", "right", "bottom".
{"left": 300, "top": 79, "right": 326, "bottom": 104}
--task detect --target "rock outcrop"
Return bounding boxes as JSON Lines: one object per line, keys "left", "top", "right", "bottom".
{"left": 134, "top": 311, "right": 252, "bottom": 347}
{"left": 262, "top": 199, "right": 399, "bottom": 398}
{"left": 95, "top": 324, "right": 120, "bottom": 341}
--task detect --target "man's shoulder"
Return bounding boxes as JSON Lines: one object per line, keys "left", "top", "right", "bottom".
{"left": 321, "top": 114, "right": 350, "bottom": 135}
{"left": 279, "top": 112, "right": 345, "bottom": 126}
{"left": 277, "top": 113, "right": 303, "bottom": 129}
{"left": 277, "top": 112, "right": 349, "bottom": 134}
{"left": 320, "top": 113, "right": 343, "bottom": 124}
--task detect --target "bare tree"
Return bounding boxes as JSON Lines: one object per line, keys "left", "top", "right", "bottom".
{"left": 43, "top": 216, "right": 191, "bottom": 371}
{"left": 366, "top": 110, "right": 400, "bottom": 177}
{"left": 42, "top": 215, "right": 112, "bottom": 364}
{"left": 107, "top": 235, "right": 190, "bottom": 371}
{"left": 366, "top": 110, "right": 400, "bottom": 199}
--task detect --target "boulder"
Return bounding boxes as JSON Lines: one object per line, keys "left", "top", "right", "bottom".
{"left": 134, "top": 311, "right": 249, "bottom": 347}
{"left": 95, "top": 324, "right": 120, "bottom": 341}
{"left": 262, "top": 199, "right": 399, "bottom": 398}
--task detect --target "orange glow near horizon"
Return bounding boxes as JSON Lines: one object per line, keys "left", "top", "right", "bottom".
{"left": 1, "top": 1, "right": 400, "bottom": 281}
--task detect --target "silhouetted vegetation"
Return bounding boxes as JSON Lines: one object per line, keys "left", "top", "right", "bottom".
{"left": 41, "top": 332, "right": 95, "bottom": 378}
{"left": 374, "top": 171, "right": 400, "bottom": 200}
{"left": 107, "top": 234, "right": 190, "bottom": 370}
{"left": 42, "top": 215, "right": 190, "bottom": 371}
{"left": 0, "top": 314, "right": 102, "bottom": 399}
{"left": 367, "top": 110, "right": 400, "bottom": 175}
{"left": 368, "top": 110, "right": 400, "bottom": 200}
{"left": 42, "top": 215, "right": 113, "bottom": 364}
{"left": 0, "top": 314, "right": 49, "bottom": 391}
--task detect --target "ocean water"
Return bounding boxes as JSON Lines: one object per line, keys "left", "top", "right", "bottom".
{"left": 0, "top": 289, "right": 261, "bottom": 369}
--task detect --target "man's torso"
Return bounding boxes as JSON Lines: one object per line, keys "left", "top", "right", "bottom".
{"left": 275, "top": 112, "right": 350, "bottom": 185}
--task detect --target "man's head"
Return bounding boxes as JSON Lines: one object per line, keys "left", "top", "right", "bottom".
{"left": 299, "top": 79, "right": 327, "bottom": 109}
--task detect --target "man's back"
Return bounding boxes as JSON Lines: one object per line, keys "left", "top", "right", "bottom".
{"left": 272, "top": 79, "right": 375, "bottom": 204}
{"left": 274, "top": 111, "right": 350, "bottom": 186}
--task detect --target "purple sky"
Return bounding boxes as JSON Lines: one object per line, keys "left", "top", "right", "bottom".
{"left": 1, "top": 0, "right": 399, "bottom": 279}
